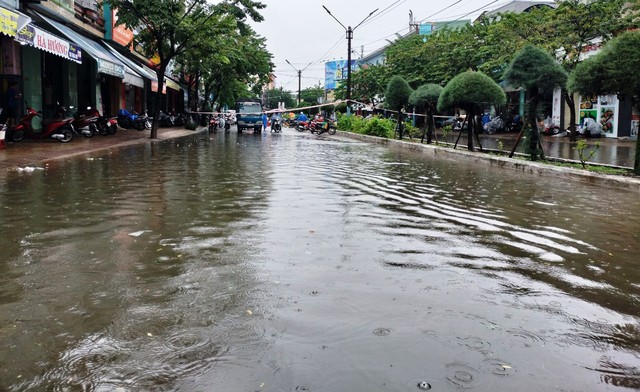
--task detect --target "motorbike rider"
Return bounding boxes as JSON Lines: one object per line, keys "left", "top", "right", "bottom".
{"left": 316, "top": 110, "right": 333, "bottom": 135}
{"left": 270, "top": 111, "right": 282, "bottom": 131}
{"left": 297, "top": 112, "right": 308, "bottom": 124}
{"left": 218, "top": 112, "right": 226, "bottom": 131}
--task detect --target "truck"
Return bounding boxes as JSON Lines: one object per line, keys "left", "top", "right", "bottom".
{"left": 235, "top": 99, "right": 263, "bottom": 133}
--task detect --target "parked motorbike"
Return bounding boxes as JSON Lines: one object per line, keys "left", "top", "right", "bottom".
{"left": 9, "top": 102, "right": 74, "bottom": 143}
{"left": 158, "top": 111, "right": 175, "bottom": 127}
{"left": 483, "top": 115, "right": 506, "bottom": 134}
{"left": 97, "top": 115, "right": 118, "bottom": 135}
{"left": 173, "top": 112, "right": 185, "bottom": 127}
{"left": 118, "top": 108, "right": 151, "bottom": 131}
{"left": 73, "top": 105, "right": 101, "bottom": 137}
{"left": 540, "top": 116, "right": 561, "bottom": 135}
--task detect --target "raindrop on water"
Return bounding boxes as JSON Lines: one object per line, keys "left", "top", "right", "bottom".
{"left": 417, "top": 381, "right": 432, "bottom": 390}
{"left": 373, "top": 328, "right": 391, "bottom": 336}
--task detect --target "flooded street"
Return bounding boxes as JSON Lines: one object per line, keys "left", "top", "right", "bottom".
{"left": 1, "top": 129, "right": 639, "bottom": 391}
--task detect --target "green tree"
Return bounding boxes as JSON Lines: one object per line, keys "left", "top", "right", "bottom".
{"left": 409, "top": 83, "right": 443, "bottom": 144}
{"left": 438, "top": 71, "right": 506, "bottom": 151}
{"left": 385, "top": 76, "right": 413, "bottom": 139}
{"left": 334, "top": 64, "right": 389, "bottom": 106}
{"left": 106, "top": 0, "right": 268, "bottom": 138}
{"left": 478, "top": 7, "right": 555, "bottom": 81}
{"left": 504, "top": 44, "right": 568, "bottom": 161}
{"left": 300, "top": 84, "right": 325, "bottom": 105}
{"left": 569, "top": 31, "right": 640, "bottom": 174}
{"left": 264, "top": 88, "right": 295, "bottom": 109}
{"left": 201, "top": 26, "right": 272, "bottom": 111}
{"left": 542, "top": 0, "right": 635, "bottom": 141}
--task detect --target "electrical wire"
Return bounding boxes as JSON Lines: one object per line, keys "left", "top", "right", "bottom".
{"left": 359, "top": 0, "right": 497, "bottom": 52}
{"left": 357, "top": 1, "right": 469, "bottom": 49}
{"left": 360, "top": 0, "right": 407, "bottom": 28}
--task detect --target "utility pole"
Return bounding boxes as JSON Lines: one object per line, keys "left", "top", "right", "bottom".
{"left": 323, "top": 5, "right": 378, "bottom": 113}
{"left": 285, "top": 59, "right": 312, "bottom": 107}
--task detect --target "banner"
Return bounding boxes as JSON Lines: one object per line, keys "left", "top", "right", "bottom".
{"left": 325, "top": 60, "right": 356, "bottom": 90}
{"left": 0, "top": 7, "right": 18, "bottom": 37}
{"left": 17, "top": 24, "right": 82, "bottom": 64}
{"left": 112, "top": 10, "right": 133, "bottom": 49}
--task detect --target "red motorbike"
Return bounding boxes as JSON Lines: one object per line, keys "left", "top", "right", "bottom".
{"left": 208, "top": 115, "right": 219, "bottom": 133}
{"left": 295, "top": 120, "right": 310, "bottom": 132}
{"left": 9, "top": 102, "right": 75, "bottom": 143}
{"left": 73, "top": 106, "right": 102, "bottom": 137}
{"left": 98, "top": 115, "right": 118, "bottom": 135}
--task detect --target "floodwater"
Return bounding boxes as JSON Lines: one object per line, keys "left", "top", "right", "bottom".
{"left": 1, "top": 128, "right": 639, "bottom": 391}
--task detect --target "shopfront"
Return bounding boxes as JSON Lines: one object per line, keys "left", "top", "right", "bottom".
{"left": 38, "top": 12, "right": 126, "bottom": 117}
{"left": 1, "top": 4, "right": 31, "bottom": 121}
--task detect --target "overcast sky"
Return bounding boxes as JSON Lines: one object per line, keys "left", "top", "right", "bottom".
{"left": 251, "top": 0, "right": 524, "bottom": 92}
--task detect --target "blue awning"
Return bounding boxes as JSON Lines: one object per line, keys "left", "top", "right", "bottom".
{"left": 38, "top": 12, "right": 126, "bottom": 79}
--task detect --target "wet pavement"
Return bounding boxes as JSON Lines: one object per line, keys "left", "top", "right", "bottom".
{"left": 1, "top": 126, "right": 636, "bottom": 173}
{"left": 1, "top": 127, "right": 639, "bottom": 391}
{"left": 0, "top": 126, "right": 203, "bottom": 177}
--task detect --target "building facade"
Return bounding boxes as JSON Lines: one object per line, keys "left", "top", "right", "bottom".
{"left": 1, "top": 0, "right": 184, "bottom": 125}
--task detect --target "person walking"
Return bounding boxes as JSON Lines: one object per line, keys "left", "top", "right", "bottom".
{"left": 262, "top": 110, "right": 268, "bottom": 132}
{"left": 5, "top": 81, "right": 21, "bottom": 127}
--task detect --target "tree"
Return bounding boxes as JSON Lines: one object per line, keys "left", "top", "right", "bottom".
{"left": 106, "top": 0, "right": 268, "bottom": 138}
{"left": 334, "top": 64, "right": 389, "bottom": 106}
{"left": 409, "top": 84, "right": 443, "bottom": 144}
{"left": 504, "top": 44, "right": 568, "bottom": 160}
{"left": 569, "top": 31, "right": 640, "bottom": 174}
{"left": 438, "top": 71, "right": 506, "bottom": 151}
{"left": 542, "top": 0, "right": 635, "bottom": 141}
{"left": 385, "top": 76, "right": 413, "bottom": 139}
{"left": 264, "top": 88, "right": 295, "bottom": 109}
{"left": 385, "top": 25, "right": 483, "bottom": 87}
{"left": 202, "top": 28, "right": 273, "bottom": 110}
{"left": 478, "top": 7, "right": 555, "bottom": 81}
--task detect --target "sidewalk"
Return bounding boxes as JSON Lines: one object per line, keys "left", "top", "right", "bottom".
{"left": 0, "top": 126, "right": 204, "bottom": 176}
{"left": 436, "top": 131, "right": 637, "bottom": 168}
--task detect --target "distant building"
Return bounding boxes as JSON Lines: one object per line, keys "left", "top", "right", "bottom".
{"left": 267, "top": 73, "right": 277, "bottom": 90}
{"left": 357, "top": 18, "right": 470, "bottom": 68}
{"left": 476, "top": 0, "right": 557, "bottom": 21}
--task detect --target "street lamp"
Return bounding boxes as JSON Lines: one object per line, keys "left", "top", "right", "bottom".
{"left": 323, "top": 5, "right": 378, "bottom": 111}
{"left": 285, "top": 59, "right": 312, "bottom": 106}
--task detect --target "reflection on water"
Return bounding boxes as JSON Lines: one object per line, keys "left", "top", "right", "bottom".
{"left": 0, "top": 130, "right": 639, "bottom": 391}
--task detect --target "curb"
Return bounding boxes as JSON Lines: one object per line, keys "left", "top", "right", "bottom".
{"left": 337, "top": 131, "right": 640, "bottom": 193}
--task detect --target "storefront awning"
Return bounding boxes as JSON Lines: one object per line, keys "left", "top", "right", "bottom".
{"left": 38, "top": 12, "right": 126, "bottom": 78}
{"left": 123, "top": 71, "right": 144, "bottom": 88}
{"left": 16, "top": 24, "right": 82, "bottom": 63}
{"left": 102, "top": 41, "right": 157, "bottom": 82}
{"left": 165, "top": 77, "right": 181, "bottom": 91}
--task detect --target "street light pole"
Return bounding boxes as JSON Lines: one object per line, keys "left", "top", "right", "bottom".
{"left": 323, "top": 6, "right": 378, "bottom": 112}
{"left": 286, "top": 59, "right": 312, "bottom": 107}
{"left": 346, "top": 26, "right": 352, "bottom": 103}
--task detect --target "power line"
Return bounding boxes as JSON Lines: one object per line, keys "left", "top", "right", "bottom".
{"left": 360, "top": 0, "right": 407, "bottom": 27}
{"left": 360, "top": 0, "right": 497, "bottom": 51}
